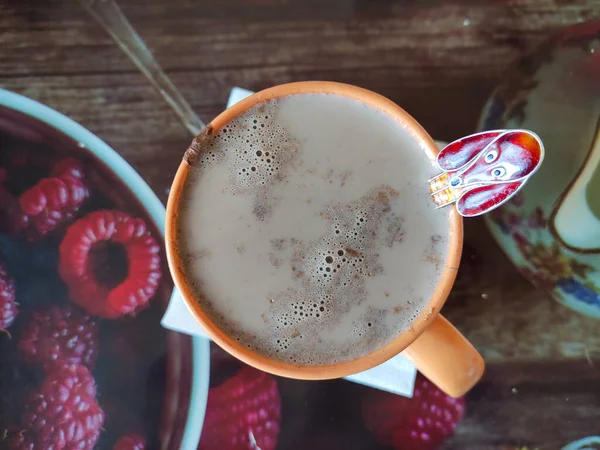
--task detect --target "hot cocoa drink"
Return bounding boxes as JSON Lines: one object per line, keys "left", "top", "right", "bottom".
{"left": 176, "top": 92, "right": 452, "bottom": 366}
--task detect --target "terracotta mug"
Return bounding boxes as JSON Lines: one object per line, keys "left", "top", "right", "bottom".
{"left": 166, "top": 81, "right": 485, "bottom": 398}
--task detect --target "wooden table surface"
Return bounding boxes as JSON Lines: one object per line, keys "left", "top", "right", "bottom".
{"left": 2, "top": 0, "right": 600, "bottom": 448}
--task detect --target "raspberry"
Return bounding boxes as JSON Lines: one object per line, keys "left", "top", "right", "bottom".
{"left": 361, "top": 374, "right": 465, "bottom": 450}
{"left": 58, "top": 210, "right": 161, "bottom": 318}
{"left": 8, "top": 363, "right": 104, "bottom": 450}
{"left": 113, "top": 434, "right": 146, "bottom": 450}
{"left": 18, "top": 305, "right": 98, "bottom": 369}
{"left": 199, "top": 366, "right": 281, "bottom": 450}
{"left": 0, "top": 158, "right": 88, "bottom": 240}
{"left": 19, "top": 176, "right": 88, "bottom": 238}
{"left": 0, "top": 258, "right": 17, "bottom": 330}
{"left": 50, "top": 157, "right": 85, "bottom": 180}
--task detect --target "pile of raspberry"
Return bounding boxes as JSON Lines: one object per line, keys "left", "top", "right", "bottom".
{"left": 0, "top": 153, "right": 161, "bottom": 449}
{"left": 0, "top": 153, "right": 162, "bottom": 326}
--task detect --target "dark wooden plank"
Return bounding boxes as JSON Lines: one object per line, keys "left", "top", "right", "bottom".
{"left": 1, "top": 0, "right": 597, "bottom": 147}
{"left": 1, "top": 0, "right": 598, "bottom": 151}
{"left": 1, "top": 1, "right": 598, "bottom": 79}
{"left": 447, "top": 218, "right": 600, "bottom": 364}
{"left": 444, "top": 360, "right": 600, "bottom": 449}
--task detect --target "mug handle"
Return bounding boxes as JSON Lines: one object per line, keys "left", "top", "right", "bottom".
{"left": 402, "top": 315, "right": 484, "bottom": 398}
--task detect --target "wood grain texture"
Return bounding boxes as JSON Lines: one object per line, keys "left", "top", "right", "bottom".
{"left": 1, "top": 0, "right": 600, "bottom": 448}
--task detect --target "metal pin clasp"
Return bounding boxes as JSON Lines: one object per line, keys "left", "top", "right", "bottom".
{"left": 428, "top": 130, "right": 544, "bottom": 217}
{"left": 429, "top": 173, "right": 463, "bottom": 209}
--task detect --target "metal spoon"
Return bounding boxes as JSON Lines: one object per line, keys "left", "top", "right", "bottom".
{"left": 79, "top": 0, "right": 205, "bottom": 136}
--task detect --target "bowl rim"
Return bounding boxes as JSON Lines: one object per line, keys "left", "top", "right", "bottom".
{"left": 0, "top": 88, "right": 210, "bottom": 450}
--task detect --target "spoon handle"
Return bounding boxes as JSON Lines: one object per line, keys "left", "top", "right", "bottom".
{"left": 79, "top": 0, "right": 205, "bottom": 136}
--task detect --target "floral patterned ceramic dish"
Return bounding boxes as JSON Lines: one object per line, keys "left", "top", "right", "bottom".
{"left": 480, "top": 21, "right": 600, "bottom": 319}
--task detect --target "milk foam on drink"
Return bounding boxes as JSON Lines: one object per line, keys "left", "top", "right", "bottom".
{"left": 178, "top": 92, "right": 451, "bottom": 365}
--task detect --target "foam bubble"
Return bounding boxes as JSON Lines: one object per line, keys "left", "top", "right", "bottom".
{"left": 192, "top": 100, "right": 298, "bottom": 221}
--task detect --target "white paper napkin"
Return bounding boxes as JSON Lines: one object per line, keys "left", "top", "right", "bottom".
{"left": 161, "top": 87, "right": 422, "bottom": 398}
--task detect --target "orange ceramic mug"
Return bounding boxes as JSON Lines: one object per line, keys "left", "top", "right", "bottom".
{"left": 165, "top": 81, "right": 484, "bottom": 398}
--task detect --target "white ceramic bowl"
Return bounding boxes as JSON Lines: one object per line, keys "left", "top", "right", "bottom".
{"left": 0, "top": 88, "right": 210, "bottom": 450}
